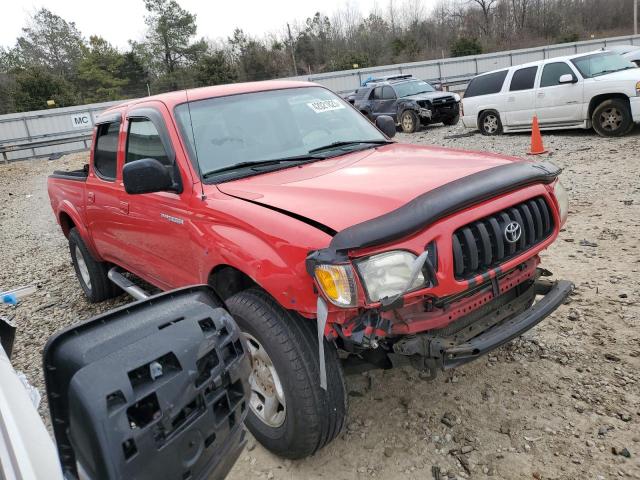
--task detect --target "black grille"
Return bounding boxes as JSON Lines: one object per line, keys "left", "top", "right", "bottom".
{"left": 452, "top": 196, "right": 554, "bottom": 279}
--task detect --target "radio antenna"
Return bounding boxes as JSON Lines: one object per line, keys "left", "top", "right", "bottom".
{"left": 185, "top": 88, "right": 206, "bottom": 200}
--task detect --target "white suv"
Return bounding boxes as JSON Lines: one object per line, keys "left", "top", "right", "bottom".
{"left": 461, "top": 50, "right": 640, "bottom": 137}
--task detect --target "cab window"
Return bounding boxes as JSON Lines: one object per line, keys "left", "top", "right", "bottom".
{"left": 93, "top": 121, "right": 120, "bottom": 180}
{"left": 509, "top": 66, "right": 538, "bottom": 91}
{"left": 381, "top": 86, "right": 396, "bottom": 99}
{"left": 126, "top": 118, "right": 175, "bottom": 182}
{"left": 540, "top": 62, "right": 576, "bottom": 87}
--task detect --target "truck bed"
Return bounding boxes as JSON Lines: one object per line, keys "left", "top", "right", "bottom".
{"left": 49, "top": 164, "right": 89, "bottom": 181}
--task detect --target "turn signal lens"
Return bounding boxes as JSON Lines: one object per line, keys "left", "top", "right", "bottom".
{"left": 314, "top": 265, "right": 356, "bottom": 307}
{"left": 636, "top": 81, "right": 640, "bottom": 96}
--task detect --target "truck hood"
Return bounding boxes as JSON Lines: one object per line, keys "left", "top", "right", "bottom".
{"left": 216, "top": 144, "right": 520, "bottom": 232}
{"left": 590, "top": 68, "right": 640, "bottom": 82}
{"left": 402, "top": 91, "right": 456, "bottom": 103}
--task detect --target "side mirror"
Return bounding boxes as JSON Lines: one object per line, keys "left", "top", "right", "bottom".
{"left": 375, "top": 115, "right": 396, "bottom": 138}
{"left": 558, "top": 74, "right": 577, "bottom": 84}
{"left": 43, "top": 286, "right": 250, "bottom": 480}
{"left": 122, "top": 158, "right": 173, "bottom": 195}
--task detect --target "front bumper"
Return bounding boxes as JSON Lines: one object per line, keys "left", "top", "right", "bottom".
{"left": 440, "top": 279, "right": 572, "bottom": 368}
{"left": 393, "top": 278, "right": 573, "bottom": 370}
{"left": 630, "top": 96, "right": 640, "bottom": 123}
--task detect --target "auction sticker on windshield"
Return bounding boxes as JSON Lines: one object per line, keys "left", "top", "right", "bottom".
{"left": 307, "top": 99, "right": 345, "bottom": 113}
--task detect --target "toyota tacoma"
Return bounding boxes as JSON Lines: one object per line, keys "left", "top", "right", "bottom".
{"left": 47, "top": 80, "right": 572, "bottom": 459}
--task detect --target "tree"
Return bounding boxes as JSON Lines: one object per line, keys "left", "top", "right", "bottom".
{"left": 11, "top": 9, "right": 85, "bottom": 78}
{"left": 194, "top": 50, "right": 237, "bottom": 86}
{"left": 450, "top": 37, "right": 483, "bottom": 57}
{"left": 10, "top": 67, "right": 77, "bottom": 112}
{"left": 117, "top": 51, "right": 151, "bottom": 97}
{"left": 76, "top": 36, "right": 127, "bottom": 103}
{"left": 142, "top": 0, "right": 206, "bottom": 88}
{"left": 469, "top": 0, "right": 498, "bottom": 36}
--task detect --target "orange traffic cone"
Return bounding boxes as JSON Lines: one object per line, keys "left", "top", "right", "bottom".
{"left": 528, "top": 115, "right": 547, "bottom": 155}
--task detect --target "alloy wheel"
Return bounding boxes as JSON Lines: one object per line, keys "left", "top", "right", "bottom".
{"left": 244, "top": 332, "right": 286, "bottom": 428}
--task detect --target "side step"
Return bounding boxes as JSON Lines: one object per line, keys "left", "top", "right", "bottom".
{"left": 107, "top": 268, "right": 150, "bottom": 301}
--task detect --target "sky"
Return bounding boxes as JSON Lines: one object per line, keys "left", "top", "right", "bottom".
{"left": 0, "top": 0, "right": 398, "bottom": 49}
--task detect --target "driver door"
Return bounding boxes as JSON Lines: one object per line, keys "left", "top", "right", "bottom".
{"left": 535, "top": 61, "right": 584, "bottom": 125}
{"left": 114, "top": 103, "right": 197, "bottom": 289}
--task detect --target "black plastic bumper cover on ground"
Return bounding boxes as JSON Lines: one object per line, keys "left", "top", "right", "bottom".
{"left": 441, "top": 279, "right": 573, "bottom": 369}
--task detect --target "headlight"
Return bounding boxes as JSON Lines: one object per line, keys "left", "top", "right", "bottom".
{"left": 314, "top": 264, "right": 356, "bottom": 307}
{"left": 554, "top": 180, "right": 569, "bottom": 226}
{"left": 356, "top": 251, "right": 426, "bottom": 303}
{"left": 453, "top": 93, "right": 461, "bottom": 102}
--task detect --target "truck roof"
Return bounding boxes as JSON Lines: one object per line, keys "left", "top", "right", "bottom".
{"left": 99, "top": 80, "right": 317, "bottom": 118}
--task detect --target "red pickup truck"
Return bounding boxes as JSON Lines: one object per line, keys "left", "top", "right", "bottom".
{"left": 48, "top": 80, "right": 572, "bottom": 459}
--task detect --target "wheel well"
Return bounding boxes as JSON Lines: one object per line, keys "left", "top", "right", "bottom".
{"left": 588, "top": 93, "right": 630, "bottom": 119}
{"left": 208, "top": 265, "right": 258, "bottom": 300}
{"left": 59, "top": 212, "right": 75, "bottom": 238}
{"left": 477, "top": 109, "right": 499, "bottom": 129}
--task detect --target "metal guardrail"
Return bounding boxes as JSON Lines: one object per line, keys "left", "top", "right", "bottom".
{"left": 2, "top": 33, "right": 640, "bottom": 163}
{"left": 0, "top": 134, "right": 92, "bottom": 163}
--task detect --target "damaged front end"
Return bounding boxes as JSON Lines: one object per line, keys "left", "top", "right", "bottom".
{"left": 306, "top": 160, "right": 573, "bottom": 385}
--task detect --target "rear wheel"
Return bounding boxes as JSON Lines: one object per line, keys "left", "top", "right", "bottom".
{"left": 68, "top": 228, "right": 120, "bottom": 303}
{"left": 226, "top": 289, "right": 347, "bottom": 459}
{"left": 479, "top": 110, "right": 503, "bottom": 135}
{"left": 592, "top": 98, "right": 632, "bottom": 137}
{"left": 400, "top": 110, "right": 419, "bottom": 133}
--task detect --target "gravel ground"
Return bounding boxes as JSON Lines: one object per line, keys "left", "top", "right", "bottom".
{"left": 1, "top": 123, "right": 639, "bottom": 479}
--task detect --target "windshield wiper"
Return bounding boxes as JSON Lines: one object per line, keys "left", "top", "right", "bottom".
{"left": 201, "top": 154, "right": 323, "bottom": 178}
{"left": 308, "top": 140, "right": 392, "bottom": 154}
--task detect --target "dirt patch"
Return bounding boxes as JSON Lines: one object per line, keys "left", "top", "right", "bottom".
{"left": 1, "top": 123, "right": 638, "bottom": 479}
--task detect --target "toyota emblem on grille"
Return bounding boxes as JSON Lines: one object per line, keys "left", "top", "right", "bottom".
{"left": 504, "top": 221, "right": 522, "bottom": 243}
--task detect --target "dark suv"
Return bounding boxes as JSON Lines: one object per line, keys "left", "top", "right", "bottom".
{"left": 348, "top": 75, "right": 461, "bottom": 133}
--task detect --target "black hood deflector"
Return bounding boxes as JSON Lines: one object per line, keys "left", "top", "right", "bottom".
{"left": 306, "top": 161, "right": 561, "bottom": 272}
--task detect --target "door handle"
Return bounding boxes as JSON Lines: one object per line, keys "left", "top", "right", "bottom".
{"left": 507, "top": 96, "right": 515, "bottom": 103}
{"left": 119, "top": 201, "right": 129, "bottom": 214}
{"left": 537, "top": 92, "right": 545, "bottom": 98}
{"left": 87, "top": 192, "right": 95, "bottom": 204}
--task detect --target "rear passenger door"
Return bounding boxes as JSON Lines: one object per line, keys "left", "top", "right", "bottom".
{"left": 85, "top": 115, "right": 126, "bottom": 262}
{"left": 370, "top": 86, "right": 397, "bottom": 119}
{"left": 503, "top": 66, "right": 538, "bottom": 127}
{"left": 534, "top": 61, "right": 583, "bottom": 125}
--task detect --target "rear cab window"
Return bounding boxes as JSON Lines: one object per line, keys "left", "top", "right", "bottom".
{"left": 540, "top": 62, "right": 576, "bottom": 87}
{"left": 93, "top": 121, "right": 120, "bottom": 180}
{"left": 509, "top": 66, "right": 538, "bottom": 91}
{"left": 464, "top": 70, "right": 509, "bottom": 98}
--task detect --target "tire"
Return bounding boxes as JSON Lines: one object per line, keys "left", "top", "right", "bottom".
{"left": 443, "top": 113, "right": 460, "bottom": 126}
{"left": 592, "top": 98, "right": 632, "bottom": 137}
{"left": 478, "top": 110, "right": 503, "bottom": 135}
{"left": 226, "top": 289, "right": 347, "bottom": 459}
{"left": 68, "top": 228, "right": 120, "bottom": 303}
{"left": 400, "top": 110, "right": 419, "bottom": 133}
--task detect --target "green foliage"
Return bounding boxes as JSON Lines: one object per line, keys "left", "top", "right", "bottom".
{"left": 76, "top": 37, "right": 128, "bottom": 102}
{"left": 11, "top": 67, "right": 77, "bottom": 112}
{"left": 143, "top": 0, "right": 206, "bottom": 80}
{"left": 450, "top": 38, "right": 483, "bottom": 57}
{"left": 194, "top": 51, "right": 237, "bottom": 87}
{"left": 558, "top": 32, "right": 580, "bottom": 43}
{"left": 12, "top": 9, "right": 84, "bottom": 78}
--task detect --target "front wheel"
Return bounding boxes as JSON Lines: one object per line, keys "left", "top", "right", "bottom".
{"left": 479, "top": 110, "right": 503, "bottom": 135}
{"left": 226, "top": 289, "right": 347, "bottom": 459}
{"left": 592, "top": 98, "right": 632, "bottom": 137}
{"left": 400, "top": 110, "right": 420, "bottom": 133}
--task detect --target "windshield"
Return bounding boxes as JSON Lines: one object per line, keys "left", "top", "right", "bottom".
{"left": 393, "top": 80, "right": 435, "bottom": 98}
{"left": 174, "top": 87, "right": 386, "bottom": 181}
{"left": 571, "top": 52, "right": 637, "bottom": 78}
